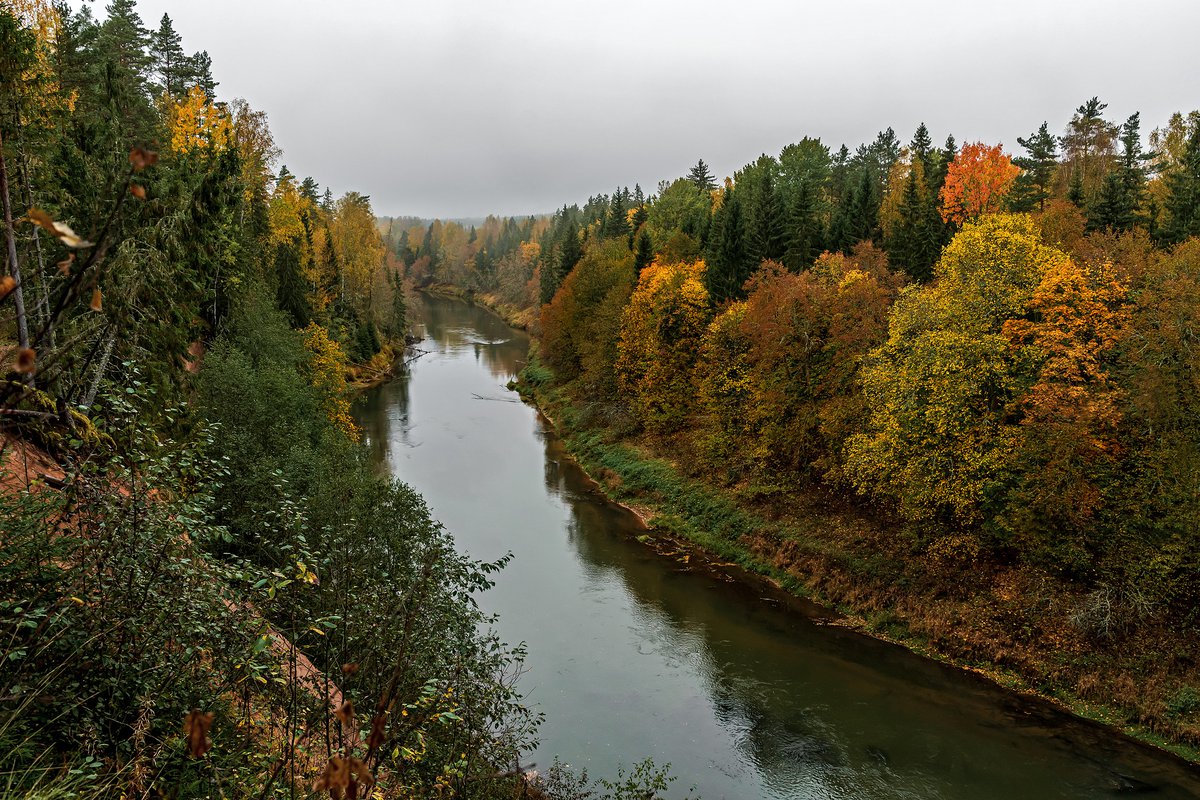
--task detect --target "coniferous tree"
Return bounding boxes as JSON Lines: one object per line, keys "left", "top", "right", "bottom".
{"left": 706, "top": 185, "right": 750, "bottom": 304}
{"left": 628, "top": 203, "right": 648, "bottom": 249}
{"left": 783, "top": 181, "right": 822, "bottom": 270}
{"left": 541, "top": 218, "right": 581, "bottom": 304}
{"left": 688, "top": 159, "right": 716, "bottom": 192}
{"left": 910, "top": 123, "right": 934, "bottom": 175}
{"left": 1161, "top": 124, "right": 1200, "bottom": 243}
{"left": 149, "top": 13, "right": 187, "bottom": 96}
{"left": 274, "top": 243, "right": 311, "bottom": 328}
{"left": 189, "top": 49, "right": 217, "bottom": 96}
{"left": 1068, "top": 167, "right": 1086, "bottom": 208}
{"left": 1091, "top": 113, "right": 1150, "bottom": 232}
{"left": 845, "top": 167, "right": 879, "bottom": 245}
{"left": 888, "top": 166, "right": 940, "bottom": 281}
{"left": 605, "top": 188, "right": 628, "bottom": 239}
{"left": 747, "top": 170, "right": 786, "bottom": 264}
{"left": 634, "top": 229, "right": 654, "bottom": 276}
{"left": 1012, "top": 122, "right": 1059, "bottom": 211}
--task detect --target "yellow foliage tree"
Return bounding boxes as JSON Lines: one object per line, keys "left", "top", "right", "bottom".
{"left": 846, "top": 214, "right": 1072, "bottom": 525}
{"left": 165, "top": 86, "right": 231, "bottom": 155}
{"left": 616, "top": 260, "right": 710, "bottom": 432}
{"left": 331, "top": 192, "right": 386, "bottom": 315}
{"left": 301, "top": 322, "right": 360, "bottom": 441}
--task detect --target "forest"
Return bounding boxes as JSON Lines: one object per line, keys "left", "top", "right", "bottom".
{"left": 0, "top": 2, "right": 567, "bottom": 798}
{"left": 397, "top": 97, "right": 1200, "bottom": 750}
{"left": 5, "top": 0, "right": 1200, "bottom": 795}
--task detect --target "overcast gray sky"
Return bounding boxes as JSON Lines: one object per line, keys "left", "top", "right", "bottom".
{"left": 85, "top": 0, "right": 1200, "bottom": 218}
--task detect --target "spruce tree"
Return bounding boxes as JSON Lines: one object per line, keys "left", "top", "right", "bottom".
{"left": 628, "top": 204, "right": 648, "bottom": 249}
{"left": 1068, "top": 167, "right": 1086, "bottom": 208}
{"left": 887, "top": 167, "right": 941, "bottom": 281}
{"left": 1161, "top": 125, "right": 1200, "bottom": 244}
{"left": 688, "top": 159, "right": 716, "bottom": 192}
{"left": 541, "top": 219, "right": 582, "bottom": 304}
{"left": 748, "top": 170, "right": 786, "bottom": 264}
{"left": 605, "top": 188, "right": 628, "bottom": 239}
{"left": 706, "top": 186, "right": 750, "bottom": 305}
{"left": 910, "top": 123, "right": 934, "bottom": 176}
{"left": 634, "top": 230, "right": 654, "bottom": 277}
{"left": 846, "top": 167, "right": 879, "bottom": 245}
{"left": 274, "top": 243, "right": 310, "bottom": 328}
{"left": 783, "top": 181, "right": 821, "bottom": 271}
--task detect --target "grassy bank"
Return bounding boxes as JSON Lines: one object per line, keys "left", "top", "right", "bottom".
{"left": 513, "top": 344, "right": 1200, "bottom": 766}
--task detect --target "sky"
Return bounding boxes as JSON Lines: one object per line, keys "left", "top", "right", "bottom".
{"left": 80, "top": 0, "right": 1200, "bottom": 219}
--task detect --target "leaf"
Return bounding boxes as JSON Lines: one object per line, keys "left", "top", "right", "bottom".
{"left": 129, "top": 147, "right": 158, "bottom": 171}
{"left": 182, "top": 709, "right": 214, "bottom": 758}
{"left": 90, "top": 288, "right": 102, "bottom": 312}
{"left": 26, "top": 209, "right": 94, "bottom": 249}
{"left": 130, "top": 183, "right": 146, "bottom": 200}
{"left": 0, "top": 275, "right": 14, "bottom": 300}
{"left": 15, "top": 348, "right": 36, "bottom": 374}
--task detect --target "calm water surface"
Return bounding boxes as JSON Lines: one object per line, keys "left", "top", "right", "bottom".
{"left": 354, "top": 294, "right": 1200, "bottom": 800}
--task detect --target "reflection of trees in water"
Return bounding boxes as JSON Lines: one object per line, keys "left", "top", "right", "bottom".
{"left": 354, "top": 371, "right": 413, "bottom": 473}
{"left": 415, "top": 295, "right": 529, "bottom": 382}
{"left": 535, "top": 428, "right": 879, "bottom": 796}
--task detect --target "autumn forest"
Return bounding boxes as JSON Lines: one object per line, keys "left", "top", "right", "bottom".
{"left": 3, "top": 0, "right": 1200, "bottom": 798}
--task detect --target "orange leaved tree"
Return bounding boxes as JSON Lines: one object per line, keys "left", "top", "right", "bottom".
{"left": 939, "top": 142, "right": 1019, "bottom": 225}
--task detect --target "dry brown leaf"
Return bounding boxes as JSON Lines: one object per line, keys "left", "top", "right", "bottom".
{"left": 183, "top": 709, "right": 214, "bottom": 758}
{"left": 130, "top": 183, "right": 147, "bottom": 200}
{"left": 57, "top": 254, "right": 74, "bottom": 275}
{"left": 15, "top": 348, "right": 36, "bottom": 374}
{"left": 26, "top": 208, "right": 93, "bottom": 249}
{"left": 341, "top": 663, "right": 359, "bottom": 676}
{"left": 335, "top": 699, "right": 354, "bottom": 727}
{"left": 90, "top": 288, "right": 102, "bottom": 312}
{"left": 366, "top": 714, "right": 386, "bottom": 752}
{"left": 129, "top": 148, "right": 158, "bottom": 171}
{"left": 0, "top": 275, "right": 14, "bottom": 300}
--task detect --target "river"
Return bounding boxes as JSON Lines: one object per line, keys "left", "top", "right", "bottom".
{"left": 354, "top": 293, "right": 1200, "bottom": 799}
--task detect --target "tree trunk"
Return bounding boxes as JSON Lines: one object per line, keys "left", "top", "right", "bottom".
{"left": 0, "top": 126, "right": 30, "bottom": 351}
{"left": 15, "top": 125, "right": 54, "bottom": 348}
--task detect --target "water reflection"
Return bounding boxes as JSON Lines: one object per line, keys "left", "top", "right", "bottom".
{"left": 354, "top": 294, "right": 1200, "bottom": 800}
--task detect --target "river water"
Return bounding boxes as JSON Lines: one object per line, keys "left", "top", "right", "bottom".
{"left": 354, "top": 294, "right": 1200, "bottom": 799}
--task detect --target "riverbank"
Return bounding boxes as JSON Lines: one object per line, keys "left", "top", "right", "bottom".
{"left": 419, "top": 284, "right": 536, "bottom": 331}
{"left": 508, "top": 341, "right": 1200, "bottom": 768}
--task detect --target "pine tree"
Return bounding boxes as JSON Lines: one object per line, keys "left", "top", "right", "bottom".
{"left": 98, "top": 0, "right": 150, "bottom": 80}
{"left": 149, "top": 13, "right": 187, "bottom": 96}
{"left": 1161, "top": 125, "right": 1200, "bottom": 244}
{"left": 1013, "top": 122, "right": 1059, "bottom": 211}
{"left": 299, "top": 176, "right": 320, "bottom": 204}
{"left": 189, "top": 50, "right": 217, "bottom": 97}
{"left": 688, "top": 159, "right": 716, "bottom": 192}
